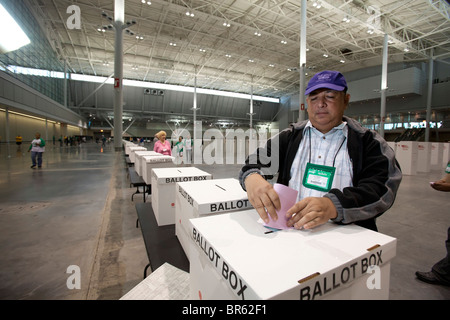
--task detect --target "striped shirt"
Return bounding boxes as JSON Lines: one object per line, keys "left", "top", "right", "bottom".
{"left": 289, "top": 121, "right": 353, "bottom": 202}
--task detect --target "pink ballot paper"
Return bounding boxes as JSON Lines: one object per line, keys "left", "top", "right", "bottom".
{"left": 263, "top": 183, "right": 298, "bottom": 230}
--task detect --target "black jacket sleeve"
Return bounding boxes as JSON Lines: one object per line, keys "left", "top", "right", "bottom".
{"left": 325, "top": 128, "right": 402, "bottom": 225}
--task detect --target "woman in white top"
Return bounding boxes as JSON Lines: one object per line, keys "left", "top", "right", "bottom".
{"left": 28, "top": 132, "right": 46, "bottom": 168}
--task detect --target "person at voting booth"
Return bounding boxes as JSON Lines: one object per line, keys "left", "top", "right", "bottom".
{"left": 153, "top": 130, "right": 172, "bottom": 156}
{"left": 239, "top": 70, "right": 402, "bottom": 232}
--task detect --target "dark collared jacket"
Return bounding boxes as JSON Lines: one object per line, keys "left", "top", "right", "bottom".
{"left": 239, "top": 116, "right": 402, "bottom": 231}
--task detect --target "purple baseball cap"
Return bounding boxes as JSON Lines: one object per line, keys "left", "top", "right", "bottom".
{"left": 305, "top": 70, "right": 348, "bottom": 95}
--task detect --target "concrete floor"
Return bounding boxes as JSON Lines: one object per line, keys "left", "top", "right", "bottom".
{"left": 0, "top": 141, "right": 449, "bottom": 300}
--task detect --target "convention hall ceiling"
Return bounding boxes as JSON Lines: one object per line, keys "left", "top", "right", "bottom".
{"left": 27, "top": 0, "right": 450, "bottom": 99}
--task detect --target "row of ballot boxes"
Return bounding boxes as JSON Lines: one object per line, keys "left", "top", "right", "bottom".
{"left": 122, "top": 140, "right": 176, "bottom": 184}
{"left": 122, "top": 140, "right": 397, "bottom": 300}
{"left": 149, "top": 168, "right": 397, "bottom": 300}
{"left": 388, "top": 141, "right": 450, "bottom": 175}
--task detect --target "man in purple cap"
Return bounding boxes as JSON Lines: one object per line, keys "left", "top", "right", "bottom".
{"left": 239, "top": 70, "right": 402, "bottom": 231}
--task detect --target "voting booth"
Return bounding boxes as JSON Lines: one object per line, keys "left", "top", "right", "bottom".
{"left": 443, "top": 143, "right": 450, "bottom": 168}
{"left": 395, "top": 141, "right": 418, "bottom": 175}
{"left": 142, "top": 156, "right": 175, "bottom": 185}
{"left": 134, "top": 151, "right": 160, "bottom": 176}
{"left": 151, "top": 167, "right": 212, "bottom": 226}
{"left": 189, "top": 209, "right": 396, "bottom": 300}
{"left": 175, "top": 178, "right": 252, "bottom": 260}
{"left": 431, "top": 142, "right": 444, "bottom": 170}
{"left": 417, "top": 142, "right": 431, "bottom": 173}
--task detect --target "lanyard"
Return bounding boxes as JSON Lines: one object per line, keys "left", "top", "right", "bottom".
{"left": 308, "top": 127, "right": 347, "bottom": 167}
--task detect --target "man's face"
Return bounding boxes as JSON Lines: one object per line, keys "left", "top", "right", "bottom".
{"left": 306, "top": 88, "right": 350, "bottom": 133}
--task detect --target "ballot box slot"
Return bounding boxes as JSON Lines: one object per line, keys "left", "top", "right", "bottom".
{"left": 366, "top": 244, "right": 380, "bottom": 251}
{"left": 298, "top": 272, "right": 321, "bottom": 284}
{"left": 215, "top": 184, "right": 226, "bottom": 191}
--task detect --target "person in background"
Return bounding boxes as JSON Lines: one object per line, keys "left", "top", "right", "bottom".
{"left": 239, "top": 70, "right": 402, "bottom": 232}
{"left": 28, "top": 132, "right": 46, "bottom": 169}
{"left": 154, "top": 130, "right": 172, "bottom": 156}
{"left": 175, "top": 136, "right": 184, "bottom": 160}
{"left": 184, "top": 135, "right": 193, "bottom": 164}
{"left": 415, "top": 163, "right": 450, "bottom": 286}
{"left": 16, "top": 134, "right": 22, "bottom": 151}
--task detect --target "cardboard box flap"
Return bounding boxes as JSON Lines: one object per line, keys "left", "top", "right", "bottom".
{"left": 177, "top": 178, "right": 251, "bottom": 215}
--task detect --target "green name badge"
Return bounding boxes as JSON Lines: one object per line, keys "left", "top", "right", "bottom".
{"left": 302, "top": 162, "right": 336, "bottom": 192}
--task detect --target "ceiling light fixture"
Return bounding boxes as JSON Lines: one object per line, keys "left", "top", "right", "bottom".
{"left": 281, "top": 40, "right": 287, "bottom": 44}
{"left": 0, "top": 4, "right": 31, "bottom": 53}
{"left": 254, "top": 31, "right": 261, "bottom": 36}
{"left": 223, "top": 21, "right": 230, "bottom": 27}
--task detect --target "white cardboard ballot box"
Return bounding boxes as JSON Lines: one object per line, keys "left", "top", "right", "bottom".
{"left": 125, "top": 143, "right": 138, "bottom": 155}
{"left": 134, "top": 151, "right": 160, "bottom": 176}
{"left": 142, "top": 155, "right": 175, "bottom": 185}
{"left": 395, "top": 141, "right": 418, "bottom": 175}
{"left": 175, "top": 178, "right": 252, "bottom": 260}
{"left": 151, "top": 167, "right": 212, "bottom": 226}
{"left": 189, "top": 209, "right": 396, "bottom": 300}
{"left": 128, "top": 147, "right": 147, "bottom": 163}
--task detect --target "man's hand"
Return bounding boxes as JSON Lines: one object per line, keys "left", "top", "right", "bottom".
{"left": 244, "top": 174, "right": 281, "bottom": 224}
{"left": 286, "top": 197, "right": 337, "bottom": 229}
